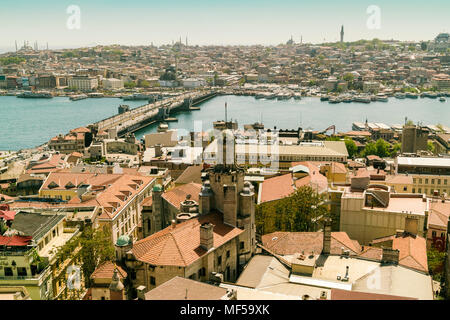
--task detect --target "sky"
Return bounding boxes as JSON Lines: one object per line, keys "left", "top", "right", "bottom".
{"left": 0, "top": 0, "right": 449, "bottom": 52}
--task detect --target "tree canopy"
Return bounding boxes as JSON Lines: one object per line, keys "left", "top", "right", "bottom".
{"left": 256, "top": 186, "right": 329, "bottom": 235}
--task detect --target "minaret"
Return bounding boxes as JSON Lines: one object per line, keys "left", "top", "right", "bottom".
{"left": 340, "top": 25, "right": 344, "bottom": 43}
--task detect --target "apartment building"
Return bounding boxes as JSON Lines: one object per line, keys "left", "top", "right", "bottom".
{"left": 396, "top": 157, "right": 450, "bottom": 197}
{"left": 340, "top": 176, "right": 427, "bottom": 245}
{"left": 39, "top": 172, "right": 156, "bottom": 244}
{"left": 68, "top": 76, "right": 98, "bottom": 91}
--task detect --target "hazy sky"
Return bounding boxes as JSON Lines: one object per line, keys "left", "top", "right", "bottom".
{"left": 0, "top": 0, "right": 449, "bottom": 52}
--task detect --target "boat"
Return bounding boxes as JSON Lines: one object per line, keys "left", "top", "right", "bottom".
{"left": 342, "top": 96, "right": 353, "bottom": 103}
{"left": 394, "top": 93, "right": 406, "bottom": 99}
{"left": 424, "top": 92, "right": 438, "bottom": 99}
{"left": 376, "top": 94, "right": 388, "bottom": 102}
{"left": 405, "top": 92, "right": 418, "bottom": 99}
{"left": 88, "top": 92, "right": 104, "bottom": 98}
{"left": 265, "top": 93, "right": 276, "bottom": 99}
{"left": 293, "top": 93, "right": 302, "bottom": 100}
{"left": 17, "top": 91, "right": 53, "bottom": 99}
{"left": 122, "top": 93, "right": 152, "bottom": 101}
{"left": 276, "top": 92, "right": 291, "bottom": 100}
{"left": 69, "top": 94, "right": 88, "bottom": 101}
{"left": 439, "top": 97, "right": 446, "bottom": 102}
{"left": 255, "top": 93, "right": 266, "bottom": 99}
{"left": 329, "top": 96, "right": 343, "bottom": 104}
{"left": 320, "top": 95, "right": 330, "bottom": 101}
{"left": 354, "top": 96, "right": 371, "bottom": 103}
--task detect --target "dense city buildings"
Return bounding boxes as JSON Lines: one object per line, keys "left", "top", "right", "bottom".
{"left": 0, "top": 11, "right": 449, "bottom": 304}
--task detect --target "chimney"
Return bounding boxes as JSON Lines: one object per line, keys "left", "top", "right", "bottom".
{"left": 136, "top": 285, "right": 147, "bottom": 300}
{"left": 155, "top": 144, "right": 162, "bottom": 157}
{"left": 322, "top": 218, "right": 331, "bottom": 255}
{"left": 200, "top": 222, "right": 214, "bottom": 251}
{"left": 381, "top": 247, "right": 399, "bottom": 265}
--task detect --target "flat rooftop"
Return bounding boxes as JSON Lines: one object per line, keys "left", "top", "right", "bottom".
{"left": 364, "top": 195, "right": 427, "bottom": 215}
{"left": 397, "top": 157, "right": 450, "bottom": 168}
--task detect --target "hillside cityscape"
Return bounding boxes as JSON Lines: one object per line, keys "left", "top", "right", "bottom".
{"left": 0, "top": 20, "right": 450, "bottom": 304}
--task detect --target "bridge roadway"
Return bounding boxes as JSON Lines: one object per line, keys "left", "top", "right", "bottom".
{"left": 95, "top": 90, "right": 216, "bottom": 137}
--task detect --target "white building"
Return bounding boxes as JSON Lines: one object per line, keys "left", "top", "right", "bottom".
{"left": 68, "top": 76, "right": 98, "bottom": 91}
{"left": 102, "top": 78, "right": 124, "bottom": 90}
{"left": 182, "top": 78, "right": 206, "bottom": 88}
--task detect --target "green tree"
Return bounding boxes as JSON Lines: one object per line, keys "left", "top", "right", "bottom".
{"left": 139, "top": 80, "right": 150, "bottom": 88}
{"left": 256, "top": 186, "right": 328, "bottom": 235}
{"left": 124, "top": 81, "right": 136, "bottom": 88}
{"left": 375, "top": 139, "right": 390, "bottom": 157}
{"left": 343, "top": 73, "right": 354, "bottom": 82}
{"left": 344, "top": 138, "right": 358, "bottom": 158}
{"left": 390, "top": 143, "right": 402, "bottom": 157}
{"left": 361, "top": 141, "right": 377, "bottom": 157}
{"left": 428, "top": 141, "right": 435, "bottom": 154}
{"left": 427, "top": 247, "right": 446, "bottom": 281}
{"left": 0, "top": 57, "right": 26, "bottom": 65}
{"left": 56, "top": 226, "right": 115, "bottom": 288}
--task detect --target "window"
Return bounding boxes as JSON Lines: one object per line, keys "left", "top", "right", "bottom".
{"left": 226, "top": 250, "right": 230, "bottom": 258}
{"left": 445, "top": 180, "right": 448, "bottom": 185}
{"left": 403, "top": 186, "right": 407, "bottom": 191}
{"left": 4, "top": 267, "right": 13, "bottom": 276}
{"left": 425, "top": 179, "right": 429, "bottom": 184}
{"left": 240, "top": 242, "right": 244, "bottom": 250}
{"left": 150, "top": 276, "right": 156, "bottom": 285}
{"left": 412, "top": 188, "right": 416, "bottom": 193}
{"left": 17, "top": 267, "right": 27, "bottom": 276}
{"left": 432, "top": 231, "right": 437, "bottom": 237}
{"left": 441, "top": 233, "right": 445, "bottom": 238}
{"left": 438, "top": 179, "right": 441, "bottom": 185}
{"left": 217, "top": 256, "right": 222, "bottom": 266}
{"left": 431, "top": 179, "right": 435, "bottom": 184}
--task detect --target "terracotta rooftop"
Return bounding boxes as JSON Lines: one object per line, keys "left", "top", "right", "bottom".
{"left": 132, "top": 212, "right": 243, "bottom": 267}
{"left": 260, "top": 162, "right": 328, "bottom": 203}
{"left": 162, "top": 182, "right": 202, "bottom": 210}
{"left": 262, "top": 231, "right": 361, "bottom": 256}
{"left": 90, "top": 261, "right": 127, "bottom": 280}
{"left": 428, "top": 201, "right": 450, "bottom": 228}
{"left": 144, "top": 276, "right": 228, "bottom": 300}
{"left": 362, "top": 233, "right": 429, "bottom": 273}
{"left": 331, "top": 288, "right": 415, "bottom": 300}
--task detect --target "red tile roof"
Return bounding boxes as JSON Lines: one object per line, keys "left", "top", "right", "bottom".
{"left": 132, "top": 212, "right": 243, "bottom": 267}
{"left": 260, "top": 162, "right": 328, "bottom": 203}
{"left": 162, "top": 182, "right": 202, "bottom": 210}
{"left": 259, "top": 174, "right": 295, "bottom": 203}
{"left": 0, "top": 235, "right": 33, "bottom": 246}
{"left": 144, "top": 276, "right": 227, "bottom": 300}
{"left": 393, "top": 235, "right": 428, "bottom": 273}
{"left": 331, "top": 289, "right": 415, "bottom": 300}
{"left": 428, "top": 201, "right": 450, "bottom": 228}
{"left": 0, "top": 210, "right": 16, "bottom": 221}
{"left": 262, "top": 231, "right": 361, "bottom": 256}
{"left": 90, "top": 261, "right": 127, "bottom": 280}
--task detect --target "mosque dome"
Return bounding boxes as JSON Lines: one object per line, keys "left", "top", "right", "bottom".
{"left": 116, "top": 235, "right": 131, "bottom": 247}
